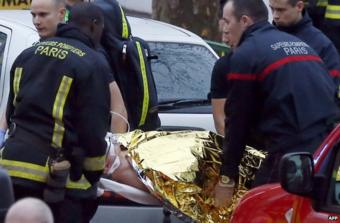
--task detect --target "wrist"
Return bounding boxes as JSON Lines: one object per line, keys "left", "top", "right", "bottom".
{"left": 218, "top": 175, "right": 236, "bottom": 188}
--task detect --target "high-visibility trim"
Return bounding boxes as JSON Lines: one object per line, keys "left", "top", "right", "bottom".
{"left": 330, "top": 70, "right": 340, "bottom": 77}
{"left": 119, "top": 6, "right": 129, "bottom": 39}
{"left": 0, "top": 159, "right": 91, "bottom": 190}
{"left": 136, "top": 41, "right": 150, "bottom": 126}
{"left": 0, "top": 159, "right": 48, "bottom": 183}
{"left": 317, "top": 0, "right": 328, "bottom": 7}
{"left": 228, "top": 73, "right": 257, "bottom": 81}
{"left": 227, "top": 56, "right": 322, "bottom": 81}
{"left": 83, "top": 155, "right": 106, "bottom": 171}
{"left": 325, "top": 5, "right": 340, "bottom": 19}
{"left": 51, "top": 76, "right": 73, "bottom": 148}
{"left": 66, "top": 175, "right": 91, "bottom": 189}
{"left": 13, "top": 67, "right": 23, "bottom": 106}
{"left": 258, "top": 55, "right": 322, "bottom": 81}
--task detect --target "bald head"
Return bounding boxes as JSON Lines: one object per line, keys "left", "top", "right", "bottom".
{"left": 31, "top": 0, "right": 66, "bottom": 39}
{"left": 5, "top": 198, "right": 53, "bottom": 223}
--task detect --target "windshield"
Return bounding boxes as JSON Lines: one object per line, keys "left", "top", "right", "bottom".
{"left": 148, "top": 42, "right": 216, "bottom": 102}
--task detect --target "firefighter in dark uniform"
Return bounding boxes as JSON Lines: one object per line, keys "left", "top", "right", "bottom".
{"left": 0, "top": 3, "right": 110, "bottom": 223}
{"left": 308, "top": 0, "right": 340, "bottom": 55}
{"left": 270, "top": 0, "right": 340, "bottom": 87}
{"left": 213, "top": 0, "right": 339, "bottom": 208}
{"left": 66, "top": 0, "right": 161, "bottom": 132}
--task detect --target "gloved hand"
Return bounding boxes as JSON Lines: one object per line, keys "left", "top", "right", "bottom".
{"left": 0, "top": 129, "right": 6, "bottom": 148}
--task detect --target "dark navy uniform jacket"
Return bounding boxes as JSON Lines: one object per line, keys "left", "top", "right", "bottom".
{"left": 1, "top": 24, "right": 110, "bottom": 198}
{"left": 221, "top": 21, "right": 338, "bottom": 178}
{"left": 276, "top": 11, "right": 340, "bottom": 83}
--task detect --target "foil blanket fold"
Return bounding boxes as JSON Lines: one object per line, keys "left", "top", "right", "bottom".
{"left": 117, "top": 130, "right": 267, "bottom": 223}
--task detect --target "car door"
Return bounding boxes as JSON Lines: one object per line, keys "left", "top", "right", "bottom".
{"left": 0, "top": 26, "right": 11, "bottom": 116}
{"left": 292, "top": 134, "right": 340, "bottom": 222}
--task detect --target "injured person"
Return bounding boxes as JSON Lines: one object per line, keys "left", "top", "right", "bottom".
{"left": 100, "top": 131, "right": 266, "bottom": 223}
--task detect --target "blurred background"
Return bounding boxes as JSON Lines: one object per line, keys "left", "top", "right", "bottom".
{"left": 119, "top": 0, "right": 220, "bottom": 41}
{"left": 118, "top": 0, "right": 272, "bottom": 55}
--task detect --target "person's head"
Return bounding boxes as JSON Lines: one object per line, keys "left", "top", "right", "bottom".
{"left": 222, "top": 0, "right": 268, "bottom": 48}
{"left": 221, "top": 29, "right": 230, "bottom": 46}
{"left": 269, "top": 0, "right": 304, "bottom": 27}
{"left": 5, "top": 198, "right": 53, "bottom": 223}
{"left": 68, "top": 2, "right": 104, "bottom": 46}
{"left": 218, "top": 0, "right": 228, "bottom": 44}
{"left": 31, "top": 0, "right": 66, "bottom": 39}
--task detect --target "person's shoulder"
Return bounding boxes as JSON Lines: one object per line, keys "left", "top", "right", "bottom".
{"left": 311, "top": 26, "right": 335, "bottom": 45}
{"left": 231, "top": 44, "right": 251, "bottom": 62}
{"left": 214, "top": 53, "right": 232, "bottom": 68}
{"left": 12, "top": 44, "right": 38, "bottom": 65}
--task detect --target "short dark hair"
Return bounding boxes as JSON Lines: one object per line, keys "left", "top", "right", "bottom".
{"left": 229, "top": 0, "right": 268, "bottom": 22}
{"left": 69, "top": 2, "right": 104, "bottom": 27}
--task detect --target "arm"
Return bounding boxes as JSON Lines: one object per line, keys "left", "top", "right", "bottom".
{"left": 220, "top": 80, "right": 257, "bottom": 178}
{"left": 210, "top": 54, "right": 232, "bottom": 135}
{"left": 1, "top": 60, "right": 21, "bottom": 147}
{"left": 214, "top": 51, "right": 258, "bottom": 207}
{"left": 75, "top": 70, "right": 111, "bottom": 184}
{"left": 212, "top": 98, "right": 226, "bottom": 135}
{"left": 109, "top": 81, "right": 128, "bottom": 133}
{"left": 0, "top": 114, "right": 7, "bottom": 131}
{"left": 0, "top": 114, "right": 7, "bottom": 147}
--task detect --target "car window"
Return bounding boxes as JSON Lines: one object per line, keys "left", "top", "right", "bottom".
{"left": 326, "top": 143, "right": 340, "bottom": 211}
{"left": 148, "top": 42, "right": 216, "bottom": 102}
{"left": 0, "top": 32, "right": 7, "bottom": 78}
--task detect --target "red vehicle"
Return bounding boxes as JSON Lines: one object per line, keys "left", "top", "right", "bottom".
{"left": 230, "top": 124, "right": 340, "bottom": 223}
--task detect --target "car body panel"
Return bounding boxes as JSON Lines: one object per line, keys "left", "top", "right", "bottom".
{"left": 231, "top": 184, "right": 293, "bottom": 223}
{"left": 159, "top": 113, "right": 214, "bottom": 131}
{"left": 231, "top": 125, "right": 340, "bottom": 223}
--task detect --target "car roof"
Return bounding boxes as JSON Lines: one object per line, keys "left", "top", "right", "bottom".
{"left": 0, "top": 10, "right": 209, "bottom": 45}
{"left": 0, "top": 10, "right": 35, "bottom": 30}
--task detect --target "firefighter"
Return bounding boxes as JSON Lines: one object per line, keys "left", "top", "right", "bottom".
{"left": 213, "top": 0, "right": 339, "bottom": 208}
{"left": 308, "top": 0, "right": 340, "bottom": 54}
{"left": 270, "top": 0, "right": 340, "bottom": 86}
{"left": 0, "top": 0, "right": 67, "bottom": 148}
{"left": 66, "top": 0, "right": 160, "bottom": 132}
{"left": 0, "top": 3, "right": 110, "bottom": 222}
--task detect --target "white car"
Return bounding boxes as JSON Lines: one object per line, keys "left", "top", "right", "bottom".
{"left": 0, "top": 10, "right": 218, "bottom": 132}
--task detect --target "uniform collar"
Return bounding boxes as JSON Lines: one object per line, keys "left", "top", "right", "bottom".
{"left": 55, "top": 23, "right": 95, "bottom": 49}
{"left": 238, "top": 20, "right": 272, "bottom": 46}
{"left": 274, "top": 10, "right": 312, "bottom": 34}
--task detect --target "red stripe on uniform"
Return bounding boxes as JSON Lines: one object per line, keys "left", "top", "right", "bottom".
{"left": 227, "top": 73, "right": 257, "bottom": 81}
{"left": 330, "top": 70, "right": 340, "bottom": 77}
{"left": 258, "top": 55, "right": 322, "bottom": 81}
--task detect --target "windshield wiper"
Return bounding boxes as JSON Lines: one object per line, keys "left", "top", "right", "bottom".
{"left": 156, "top": 98, "right": 210, "bottom": 110}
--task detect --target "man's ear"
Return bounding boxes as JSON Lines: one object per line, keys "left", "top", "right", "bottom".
{"left": 296, "top": 0, "right": 304, "bottom": 12}
{"left": 240, "top": 15, "right": 254, "bottom": 27}
{"left": 58, "top": 7, "right": 66, "bottom": 22}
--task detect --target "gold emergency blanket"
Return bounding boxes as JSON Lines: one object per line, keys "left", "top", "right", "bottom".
{"left": 117, "top": 130, "right": 267, "bottom": 223}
